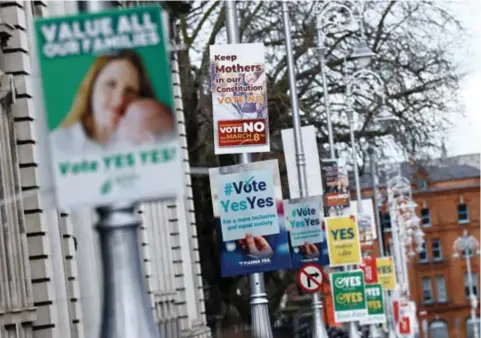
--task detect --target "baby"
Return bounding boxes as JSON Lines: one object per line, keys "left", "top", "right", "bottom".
{"left": 112, "top": 99, "right": 175, "bottom": 146}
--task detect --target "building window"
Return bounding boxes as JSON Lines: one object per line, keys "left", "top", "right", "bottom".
{"left": 431, "top": 239, "right": 443, "bottom": 261}
{"left": 464, "top": 272, "right": 479, "bottom": 298}
{"left": 435, "top": 276, "right": 447, "bottom": 302}
{"left": 466, "top": 317, "right": 481, "bottom": 338}
{"left": 419, "top": 242, "right": 428, "bottom": 262}
{"left": 417, "top": 178, "right": 428, "bottom": 191}
{"left": 422, "top": 277, "right": 433, "bottom": 303}
{"left": 428, "top": 320, "right": 449, "bottom": 338}
{"left": 421, "top": 208, "right": 431, "bottom": 227}
{"left": 381, "top": 212, "right": 391, "bottom": 231}
{"left": 458, "top": 203, "right": 470, "bottom": 224}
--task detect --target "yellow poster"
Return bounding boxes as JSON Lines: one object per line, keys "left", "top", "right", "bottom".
{"left": 325, "top": 215, "right": 362, "bottom": 267}
{"left": 376, "top": 257, "right": 397, "bottom": 290}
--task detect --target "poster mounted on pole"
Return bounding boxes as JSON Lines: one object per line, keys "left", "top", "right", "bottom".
{"left": 208, "top": 160, "right": 291, "bottom": 277}
{"left": 349, "top": 199, "right": 378, "bottom": 243}
{"left": 330, "top": 270, "right": 368, "bottom": 323}
{"left": 283, "top": 196, "right": 329, "bottom": 269}
{"left": 34, "top": 6, "right": 183, "bottom": 208}
{"left": 376, "top": 256, "right": 397, "bottom": 290}
{"left": 210, "top": 43, "right": 269, "bottom": 154}
{"left": 325, "top": 215, "right": 362, "bottom": 267}
{"left": 321, "top": 160, "right": 350, "bottom": 215}
{"left": 359, "top": 283, "right": 386, "bottom": 325}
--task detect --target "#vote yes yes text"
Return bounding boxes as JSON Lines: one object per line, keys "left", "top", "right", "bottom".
{"left": 217, "top": 168, "right": 280, "bottom": 242}
{"left": 284, "top": 196, "right": 323, "bottom": 247}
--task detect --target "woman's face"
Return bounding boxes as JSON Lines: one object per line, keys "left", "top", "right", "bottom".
{"left": 91, "top": 59, "right": 140, "bottom": 133}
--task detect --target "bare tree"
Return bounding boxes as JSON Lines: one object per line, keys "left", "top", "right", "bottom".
{"left": 176, "top": 0, "right": 464, "bottom": 325}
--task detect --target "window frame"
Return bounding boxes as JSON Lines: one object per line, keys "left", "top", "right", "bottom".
{"left": 431, "top": 239, "right": 443, "bottom": 261}
{"left": 422, "top": 277, "right": 434, "bottom": 304}
{"left": 420, "top": 207, "right": 432, "bottom": 228}
{"left": 419, "top": 242, "right": 428, "bottom": 263}
{"left": 428, "top": 320, "right": 449, "bottom": 338}
{"left": 435, "top": 275, "right": 448, "bottom": 303}
{"left": 458, "top": 203, "right": 470, "bottom": 224}
{"left": 417, "top": 178, "right": 428, "bottom": 191}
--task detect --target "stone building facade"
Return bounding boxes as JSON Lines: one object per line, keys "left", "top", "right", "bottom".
{"left": 0, "top": 1, "right": 210, "bottom": 338}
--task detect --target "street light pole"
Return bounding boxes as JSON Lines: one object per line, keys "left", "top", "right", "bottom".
{"left": 314, "top": 0, "right": 374, "bottom": 160}
{"left": 316, "top": 17, "right": 335, "bottom": 159}
{"left": 368, "top": 146, "right": 385, "bottom": 256}
{"left": 76, "top": 2, "right": 163, "bottom": 338}
{"left": 453, "top": 229, "right": 480, "bottom": 338}
{"left": 281, "top": 3, "right": 328, "bottom": 338}
{"left": 345, "top": 66, "right": 394, "bottom": 338}
{"left": 224, "top": 2, "right": 273, "bottom": 338}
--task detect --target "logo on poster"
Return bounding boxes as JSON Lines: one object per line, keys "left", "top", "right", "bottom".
{"left": 221, "top": 176, "right": 273, "bottom": 212}
{"left": 335, "top": 275, "right": 362, "bottom": 288}
{"left": 290, "top": 206, "right": 320, "bottom": 228}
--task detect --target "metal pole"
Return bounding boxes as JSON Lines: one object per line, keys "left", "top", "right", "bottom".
{"left": 347, "top": 111, "right": 363, "bottom": 215}
{"left": 77, "top": 2, "right": 161, "bottom": 338}
{"left": 464, "top": 230, "right": 479, "bottom": 338}
{"left": 345, "top": 84, "right": 363, "bottom": 338}
{"left": 281, "top": 3, "right": 328, "bottom": 338}
{"left": 316, "top": 16, "right": 335, "bottom": 159}
{"left": 368, "top": 146, "right": 385, "bottom": 256}
{"left": 224, "top": 2, "right": 273, "bottom": 338}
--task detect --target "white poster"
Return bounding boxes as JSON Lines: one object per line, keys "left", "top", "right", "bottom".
{"left": 349, "top": 198, "right": 378, "bottom": 242}
{"left": 210, "top": 43, "right": 269, "bottom": 154}
{"left": 281, "top": 125, "right": 323, "bottom": 199}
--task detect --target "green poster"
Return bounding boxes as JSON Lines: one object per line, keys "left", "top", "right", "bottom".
{"left": 330, "top": 270, "right": 368, "bottom": 323}
{"left": 35, "top": 6, "right": 182, "bottom": 208}
{"left": 360, "top": 283, "right": 386, "bottom": 325}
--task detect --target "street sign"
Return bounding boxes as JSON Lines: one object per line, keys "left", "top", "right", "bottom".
{"left": 297, "top": 263, "right": 323, "bottom": 293}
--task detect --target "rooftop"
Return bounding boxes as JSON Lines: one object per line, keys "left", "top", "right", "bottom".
{"left": 351, "top": 153, "right": 480, "bottom": 190}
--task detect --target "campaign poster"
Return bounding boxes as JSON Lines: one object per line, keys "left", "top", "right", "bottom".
{"left": 208, "top": 160, "right": 291, "bottom": 277}
{"left": 376, "top": 256, "right": 397, "bottom": 290}
{"left": 359, "top": 255, "right": 378, "bottom": 284}
{"left": 210, "top": 43, "right": 269, "bottom": 154}
{"left": 283, "top": 196, "right": 329, "bottom": 269}
{"left": 35, "top": 6, "right": 183, "bottom": 208}
{"left": 359, "top": 283, "right": 386, "bottom": 325}
{"left": 321, "top": 160, "right": 350, "bottom": 215}
{"left": 325, "top": 215, "right": 362, "bottom": 267}
{"left": 330, "top": 270, "right": 368, "bottom": 323}
{"left": 349, "top": 199, "right": 378, "bottom": 243}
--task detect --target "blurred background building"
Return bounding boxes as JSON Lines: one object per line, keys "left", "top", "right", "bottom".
{"left": 361, "top": 153, "right": 480, "bottom": 338}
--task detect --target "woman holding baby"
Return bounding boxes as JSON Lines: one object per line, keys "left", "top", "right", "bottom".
{"left": 51, "top": 49, "right": 175, "bottom": 154}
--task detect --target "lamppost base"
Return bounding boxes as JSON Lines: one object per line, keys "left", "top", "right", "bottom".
{"left": 311, "top": 292, "right": 329, "bottom": 338}
{"left": 349, "top": 322, "right": 361, "bottom": 338}
{"left": 249, "top": 273, "right": 273, "bottom": 338}
{"left": 370, "top": 324, "right": 383, "bottom": 338}
{"left": 96, "top": 203, "right": 161, "bottom": 338}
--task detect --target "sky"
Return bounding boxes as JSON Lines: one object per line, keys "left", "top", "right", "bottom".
{"left": 445, "top": 0, "right": 481, "bottom": 156}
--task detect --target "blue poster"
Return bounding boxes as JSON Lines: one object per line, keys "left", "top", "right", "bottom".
{"left": 283, "top": 196, "right": 330, "bottom": 269}
{"left": 209, "top": 160, "right": 291, "bottom": 277}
